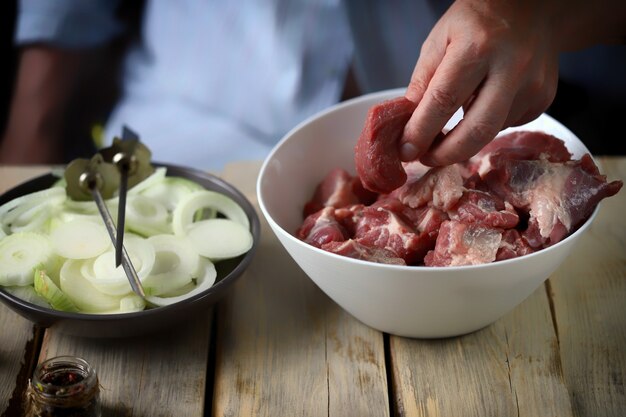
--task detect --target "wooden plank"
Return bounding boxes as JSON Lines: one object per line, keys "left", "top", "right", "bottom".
{"left": 0, "top": 166, "right": 47, "bottom": 416}
{"left": 0, "top": 164, "right": 213, "bottom": 417}
{"left": 39, "top": 313, "right": 212, "bottom": 417}
{"left": 548, "top": 157, "right": 626, "bottom": 417}
{"left": 389, "top": 157, "right": 625, "bottom": 417}
{"left": 0, "top": 305, "right": 40, "bottom": 416}
{"left": 0, "top": 166, "right": 50, "bottom": 190}
{"left": 389, "top": 285, "right": 572, "bottom": 417}
{"left": 212, "top": 162, "right": 390, "bottom": 417}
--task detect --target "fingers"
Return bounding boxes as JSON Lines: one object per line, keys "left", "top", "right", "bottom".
{"left": 404, "top": 37, "right": 445, "bottom": 104}
{"left": 419, "top": 72, "right": 516, "bottom": 166}
{"left": 504, "top": 65, "right": 558, "bottom": 128}
{"left": 400, "top": 44, "right": 488, "bottom": 162}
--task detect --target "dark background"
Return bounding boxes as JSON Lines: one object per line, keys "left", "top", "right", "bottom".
{"left": 0, "top": 0, "right": 17, "bottom": 138}
{"left": 0, "top": 1, "right": 623, "bottom": 159}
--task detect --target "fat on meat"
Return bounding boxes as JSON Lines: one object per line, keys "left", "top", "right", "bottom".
{"left": 484, "top": 154, "right": 623, "bottom": 247}
{"left": 392, "top": 164, "right": 464, "bottom": 210}
{"left": 303, "top": 168, "right": 376, "bottom": 217}
{"left": 424, "top": 220, "right": 503, "bottom": 267}
{"left": 414, "top": 206, "right": 449, "bottom": 234}
{"left": 299, "top": 125, "right": 622, "bottom": 267}
{"left": 468, "top": 130, "right": 572, "bottom": 177}
{"left": 353, "top": 202, "right": 435, "bottom": 264}
{"left": 449, "top": 189, "right": 519, "bottom": 229}
{"left": 297, "top": 207, "right": 349, "bottom": 248}
{"left": 322, "top": 239, "right": 406, "bottom": 265}
{"left": 496, "top": 229, "right": 534, "bottom": 261}
{"left": 402, "top": 160, "right": 431, "bottom": 182}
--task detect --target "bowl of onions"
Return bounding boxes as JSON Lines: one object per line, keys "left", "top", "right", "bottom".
{"left": 0, "top": 161, "right": 260, "bottom": 338}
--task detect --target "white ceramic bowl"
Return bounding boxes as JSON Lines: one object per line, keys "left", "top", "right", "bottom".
{"left": 257, "top": 88, "right": 596, "bottom": 338}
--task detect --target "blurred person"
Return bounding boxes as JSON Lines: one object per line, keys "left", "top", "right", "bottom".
{"left": 1, "top": 0, "right": 625, "bottom": 171}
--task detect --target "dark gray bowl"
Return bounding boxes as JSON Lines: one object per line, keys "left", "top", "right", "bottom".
{"left": 0, "top": 163, "right": 260, "bottom": 337}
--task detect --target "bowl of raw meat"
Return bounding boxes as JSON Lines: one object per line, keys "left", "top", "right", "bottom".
{"left": 257, "top": 88, "right": 622, "bottom": 338}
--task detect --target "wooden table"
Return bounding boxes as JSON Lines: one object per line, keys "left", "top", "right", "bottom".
{"left": 1, "top": 158, "right": 624, "bottom": 417}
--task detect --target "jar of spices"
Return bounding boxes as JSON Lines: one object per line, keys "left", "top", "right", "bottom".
{"left": 24, "top": 356, "right": 101, "bottom": 417}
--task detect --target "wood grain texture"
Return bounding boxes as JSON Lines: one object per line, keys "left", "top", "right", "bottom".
{"left": 547, "top": 157, "right": 626, "bottom": 417}
{"left": 0, "top": 305, "right": 38, "bottom": 416}
{"left": 39, "top": 313, "right": 212, "bottom": 417}
{"left": 0, "top": 166, "right": 49, "bottom": 190}
{"left": 388, "top": 286, "right": 572, "bottom": 417}
{"left": 389, "top": 157, "right": 625, "bottom": 417}
{"left": 1, "top": 158, "right": 624, "bottom": 417}
{"left": 212, "top": 162, "right": 390, "bottom": 417}
{"left": 0, "top": 165, "right": 213, "bottom": 417}
{"left": 0, "top": 167, "right": 46, "bottom": 417}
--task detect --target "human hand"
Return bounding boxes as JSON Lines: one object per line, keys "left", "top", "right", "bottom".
{"left": 399, "top": 0, "right": 560, "bottom": 166}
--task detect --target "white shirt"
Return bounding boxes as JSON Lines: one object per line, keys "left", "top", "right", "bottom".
{"left": 16, "top": 0, "right": 625, "bottom": 167}
{"left": 16, "top": 0, "right": 451, "bottom": 170}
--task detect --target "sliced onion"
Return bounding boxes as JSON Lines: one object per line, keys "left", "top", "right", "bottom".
{"left": 0, "top": 232, "right": 54, "bottom": 286}
{"left": 146, "top": 257, "right": 216, "bottom": 307}
{"left": 142, "top": 234, "right": 200, "bottom": 296}
{"left": 186, "top": 218, "right": 253, "bottom": 260}
{"left": 172, "top": 190, "right": 249, "bottom": 236}
{"left": 50, "top": 219, "right": 111, "bottom": 259}
{"left": 60, "top": 259, "right": 124, "bottom": 312}
{"left": 88, "top": 234, "right": 156, "bottom": 296}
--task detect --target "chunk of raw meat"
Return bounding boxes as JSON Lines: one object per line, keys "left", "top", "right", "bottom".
{"left": 321, "top": 239, "right": 406, "bottom": 265}
{"left": 424, "top": 220, "right": 503, "bottom": 267}
{"left": 449, "top": 189, "right": 519, "bottom": 229}
{"left": 303, "top": 168, "right": 377, "bottom": 217}
{"left": 368, "top": 197, "right": 447, "bottom": 235}
{"left": 468, "top": 130, "right": 572, "bottom": 176}
{"left": 496, "top": 230, "right": 534, "bottom": 261}
{"left": 392, "top": 164, "right": 464, "bottom": 210}
{"left": 402, "top": 160, "right": 431, "bottom": 182}
{"left": 300, "top": 129, "right": 622, "bottom": 267}
{"left": 297, "top": 207, "right": 348, "bottom": 248}
{"left": 369, "top": 198, "right": 422, "bottom": 227}
{"left": 414, "top": 206, "right": 449, "bottom": 234}
{"left": 354, "top": 97, "right": 417, "bottom": 193}
{"left": 484, "top": 154, "right": 623, "bottom": 247}
{"left": 353, "top": 203, "right": 434, "bottom": 264}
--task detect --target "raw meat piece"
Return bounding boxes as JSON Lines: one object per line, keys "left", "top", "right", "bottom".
{"left": 353, "top": 203, "right": 434, "bottom": 264}
{"left": 522, "top": 217, "right": 566, "bottom": 249}
{"left": 322, "top": 239, "right": 406, "bottom": 265}
{"left": 299, "top": 129, "right": 622, "bottom": 267}
{"left": 468, "top": 130, "right": 572, "bottom": 176}
{"left": 484, "top": 154, "right": 623, "bottom": 247}
{"left": 370, "top": 198, "right": 423, "bottom": 227}
{"left": 303, "top": 168, "right": 376, "bottom": 217}
{"left": 369, "top": 197, "right": 447, "bottom": 235}
{"left": 392, "top": 164, "right": 464, "bottom": 210}
{"left": 333, "top": 203, "right": 366, "bottom": 236}
{"left": 414, "top": 206, "right": 449, "bottom": 234}
{"left": 496, "top": 229, "right": 534, "bottom": 261}
{"left": 354, "top": 97, "right": 417, "bottom": 193}
{"left": 402, "top": 160, "right": 431, "bottom": 182}
{"left": 424, "top": 220, "right": 503, "bottom": 267}
{"left": 449, "top": 189, "right": 519, "bottom": 229}
{"left": 297, "top": 207, "right": 348, "bottom": 248}
{"left": 351, "top": 176, "right": 379, "bottom": 207}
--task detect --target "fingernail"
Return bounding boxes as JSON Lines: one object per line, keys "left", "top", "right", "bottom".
{"left": 399, "top": 142, "right": 419, "bottom": 161}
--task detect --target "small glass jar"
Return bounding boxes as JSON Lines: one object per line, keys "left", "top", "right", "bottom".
{"left": 24, "top": 356, "right": 101, "bottom": 417}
